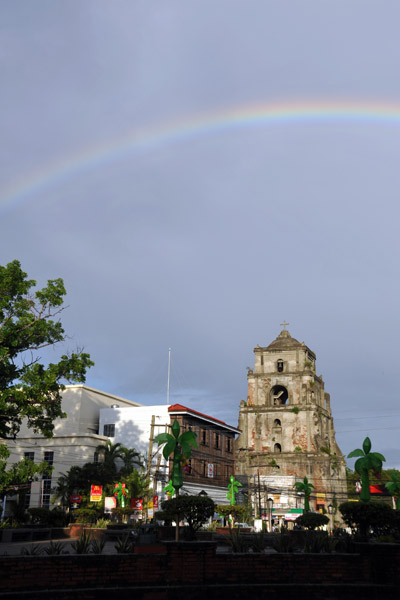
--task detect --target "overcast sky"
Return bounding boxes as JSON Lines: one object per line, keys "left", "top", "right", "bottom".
{"left": 1, "top": 1, "right": 400, "bottom": 469}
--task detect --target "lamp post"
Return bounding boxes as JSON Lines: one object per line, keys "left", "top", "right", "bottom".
{"left": 328, "top": 503, "right": 335, "bottom": 534}
{"left": 267, "top": 497, "right": 274, "bottom": 533}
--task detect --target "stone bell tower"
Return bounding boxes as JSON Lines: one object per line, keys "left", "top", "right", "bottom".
{"left": 235, "top": 325, "right": 347, "bottom": 518}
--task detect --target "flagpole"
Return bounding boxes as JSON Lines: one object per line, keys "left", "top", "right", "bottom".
{"left": 167, "top": 348, "right": 171, "bottom": 405}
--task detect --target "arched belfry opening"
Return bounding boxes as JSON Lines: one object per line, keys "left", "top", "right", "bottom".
{"left": 271, "top": 385, "right": 288, "bottom": 406}
{"left": 277, "top": 359, "right": 284, "bottom": 372}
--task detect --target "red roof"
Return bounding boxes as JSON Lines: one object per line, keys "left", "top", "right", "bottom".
{"left": 168, "top": 403, "right": 228, "bottom": 426}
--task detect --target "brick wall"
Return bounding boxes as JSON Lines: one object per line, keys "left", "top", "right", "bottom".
{"left": 0, "top": 541, "right": 399, "bottom": 595}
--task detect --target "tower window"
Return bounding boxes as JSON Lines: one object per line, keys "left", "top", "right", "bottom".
{"left": 271, "top": 385, "right": 289, "bottom": 406}
{"left": 277, "top": 360, "right": 284, "bottom": 372}
{"left": 273, "top": 419, "right": 281, "bottom": 427}
{"left": 274, "top": 443, "right": 282, "bottom": 453}
{"left": 260, "top": 355, "right": 264, "bottom": 366}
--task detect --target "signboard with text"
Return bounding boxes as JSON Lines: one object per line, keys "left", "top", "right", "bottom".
{"left": 90, "top": 485, "right": 103, "bottom": 502}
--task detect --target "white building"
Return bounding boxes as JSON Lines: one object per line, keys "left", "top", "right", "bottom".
{"left": 6, "top": 385, "right": 141, "bottom": 509}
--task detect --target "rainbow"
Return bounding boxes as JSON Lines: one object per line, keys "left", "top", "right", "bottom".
{"left": 2, "top": 99, "right": 400, "bottom": 213}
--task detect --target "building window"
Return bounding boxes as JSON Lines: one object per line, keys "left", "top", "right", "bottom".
{"left": 184, "top": 459, "right": 192, "bottom": 475}
{"left": 273, "top": 419, "right": 281, "bottom": 427}
{"left": 44, "top": 451, "right": 54, "bottom": 466}
{"left": 214, "top": 433, "right": 220, "bottom": 449}
{"left": 274, "top": 443, "right": 282, "bottom": 453}
{"left": 260, "top": 355, "right": 264, "bottom": 366}
{"left": 24, "top": 452, "right": 35, "bottom": 461}
{"left": 42, "top": 494, "right": 51, "bottom": 508}
{"left": 277, "top": 360, "right": 284, "bottom": 372}
{"left": 103, "top": 424, "right": 115, "bottom": 437}
{"left": 93, "top": 452, "right": 99, "bottom": 464}
{"left": 226, "top": 437, "right": 232, "bottom": 453}
{"left": 201, "top": 429, "right": 208, "bottom": 446}
{"left": 203, "top": 461, "right": 207, "bottom": 476}
{"left": 42, "top": 478, "right": 52, "bottom": 508}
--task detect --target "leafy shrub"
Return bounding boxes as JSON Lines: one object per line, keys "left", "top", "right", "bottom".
{"left": 20, "top": 544, "right": 44, "bottom": 555}
{"left": 339, "top": 501, "right": 396, "bottom": 538}
{"left": 95, "top": 518, "right": 110, "bottom": 528}
{"left": 227, "top": 528, "right": 250, "bottom": 553}
{"left": 114, "top": 534, "right": 134, "bottom": 553}
{"left": 91, "top": 537, "right": 106, "bottom": 554}
{"left": 73, "top": 508, "right": 100, "bottom": 524}
{"left": 27, "top": 507, "right": 68, "bottom": 527}
{"left": 215, "top": 504, "right": 246, "bottom": 525}
{"left": 303, "top": 530, "right": 336, "bottom": 553}
{"left": 111, "top": 507, "right": 134, "bottom": 523}
{"left": 158, "top": 495, "right": 215, "bottom": 539}
{"left": 43, "top": 541, "right": 68, "bottom": 555}
{"left": 271, "top": 533, "right": 297, "bottom": 553}
{"left": 71, "top": 531, "right": 92, "bottom": 554}
{"left": 295, "top": 512, "right": 329, "bottom": 530}
{"left": 332, "top": 528, "right": 355, "bottom": 553}
{"left": 251, "top": 532, "right": 268, "bottom": 553}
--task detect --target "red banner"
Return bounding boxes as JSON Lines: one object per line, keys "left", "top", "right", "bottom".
{"left": 131, "top": 498, "right": 143, "bottom": 510}
{"left": 153, "top": 495, "right": 159, "bottom": 510}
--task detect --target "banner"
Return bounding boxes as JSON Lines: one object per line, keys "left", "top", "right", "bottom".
{"left": 90, "top": 485, "right": 103, "bottom": 502}
{"left": 131, "top": 498, "right": 143, "bottom": 511}
{"left": 208, "top": 464, "right": 214, "bottom": 478}
{"left": 153, "top": 495, "right": 159, "bottom": 510}
{"left": 104, "top": 496, "right": 117, "bottom": 513}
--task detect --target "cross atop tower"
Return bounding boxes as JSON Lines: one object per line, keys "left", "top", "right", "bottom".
{"left": 280, "top": 320, "right": 289, "bottom": 330}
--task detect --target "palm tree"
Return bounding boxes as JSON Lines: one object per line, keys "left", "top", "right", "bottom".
{"left": 119, "top": 447, "right": 143, "bottom": 476}
{"left": 348, "top": 437, "right": 385, "bottom": 503}
{"left": 385, "top": 472, "right": 400, "bottom": 509}
{"left": 154, "top": 420, "right": 198, "bottom": 495}
{"left": 95, "top": 440, "right": 125, "bottom": 472}
{"left": 155, "top": 420, "right": 198, "bottom": 541}
{"left": 294, "top": 476, "right": 314, "bottom": 512}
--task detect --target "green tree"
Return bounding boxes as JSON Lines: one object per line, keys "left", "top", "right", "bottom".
{"left": 156, "top": 495, "right": 215, "bottom": 539}
{"left": 216, "top": 504, "right": 247, "bottom": 527}
{"left": 385, "top": 472, "right": 400, "bottom": 510}
{"left": 348, "top": 437, "right": 386, "bottom": 503}
{"left": 0, "top": 444, "right": 51, "bottom": 499}
{"left": 0, "top": 260, "right": 94, "bottom": 439}
{"left": 339, "top": 500, "right": 396, "bottom": 537}
{"left": 294, "top": 477, "right": 314, "bottom": 512}
{"left": 295, "top": 512, "right": 329, "bottom": 530}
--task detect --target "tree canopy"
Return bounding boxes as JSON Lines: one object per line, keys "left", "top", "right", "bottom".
{"left": 0, "top": 260, "right": 94, "bottom": 438}
{"left": 0, "top": 445, "right": 51, "bottom": 498}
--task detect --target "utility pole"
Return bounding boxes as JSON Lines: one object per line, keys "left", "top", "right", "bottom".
{"left": 145, "top": 415, "right": 156, "bottom": 521}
